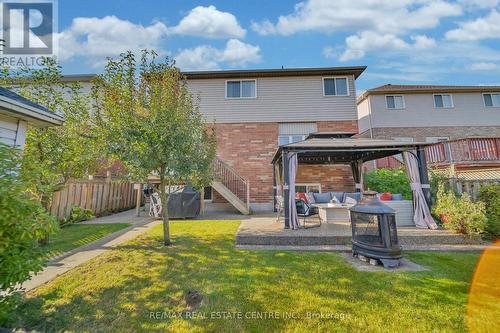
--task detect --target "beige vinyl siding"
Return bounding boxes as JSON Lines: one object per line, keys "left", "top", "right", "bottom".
{"left": 187, "top": 75, "right": 357, "bottom": 123}
{"left": 0, "top": 114, "right": 26, "bottom": 148}
{"left": 356, "top": 98, "right": 371, "bottom": 134}
{"left": 368, "top": 93, "right": 500, "bottom": 128}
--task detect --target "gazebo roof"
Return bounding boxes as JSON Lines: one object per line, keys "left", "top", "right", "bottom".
{"left": 271, "top": 137, "right": 430, "bottom": 164}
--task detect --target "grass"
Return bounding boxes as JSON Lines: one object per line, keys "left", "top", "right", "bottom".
{"left": 42, "top": 223, "right": 130, "bottom": 258}
{"left": 10, "top": 220, "right": 498, "bottom": 332}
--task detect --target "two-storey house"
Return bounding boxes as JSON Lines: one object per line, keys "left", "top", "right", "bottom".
{"left": 185, "top": 67, "right": 366, "bottom": 213}
{"left": 60, "top": 67, "right": 366, "bottom": 214}
{"left": 357, "top": 84, "right": 500, "bottom": 142}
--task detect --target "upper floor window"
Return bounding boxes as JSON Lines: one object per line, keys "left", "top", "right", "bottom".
{"left": 226, "top": 80, "right": 256, "bottom": 98}
{"left": 483, "top": 93, "right": 500, "bottom": 107}
{"left": 386, "top": 95, "right": 405, "bottom": 109}
{"left": 323, "top": 77, "right": 349, "bottom": 96}
{"left": 434, "top": 94, "right": 453, "bottom": 108}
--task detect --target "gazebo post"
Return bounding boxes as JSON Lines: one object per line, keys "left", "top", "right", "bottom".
{"left": 350, "top": 160, "right": 362, "bottom": 192}
{"left": 416, "top": 147, "right": 432, "bottom": 208}
{"left": 272, "top": 163, "right": 277, "bottom": 212}
{"left": 282, "top": 149, "right": 290, "bottom": 229}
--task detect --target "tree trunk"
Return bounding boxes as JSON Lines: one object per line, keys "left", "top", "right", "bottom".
{"left": 159, "top": 175, "right": 171, "bottom": 246}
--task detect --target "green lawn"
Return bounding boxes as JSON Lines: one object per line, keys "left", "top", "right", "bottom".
{"left": 42, "top": 223, "right": 130, "bottom": 258}
{"left": 11, "top": 220, "right": 497, "bottom": 332}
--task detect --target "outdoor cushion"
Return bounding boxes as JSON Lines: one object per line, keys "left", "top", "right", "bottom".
{"left": 344, "top": 196, "right": 357, "bottom": 205}
{"left": 313, "top": 192, "right": 332, "bottom": 203}
{"left": 392, "top": 193, "right": 403, "bottom": 200}
{"left": 380, "top": 192, "right": 392, "bottom": 201}
{"left": 306, "top": 192, "right": 316, "bottom": 204}
{"left": 343, "top": 192, "right": 361, "bottom": 203}
{"left": 296, "top": 192, "right": 309, "bottom": 204}
{"left": 329, "top": 192, "right": 345, "bottom": 202}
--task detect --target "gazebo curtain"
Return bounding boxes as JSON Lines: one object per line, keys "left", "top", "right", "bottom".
{"left": 287, "top": 152, "right": 300, "bottom": 230}
{"left": 403, "top": 152, "right": 438, "bottom": 229}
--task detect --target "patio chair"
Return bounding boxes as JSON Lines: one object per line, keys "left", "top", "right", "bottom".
{"left": 296, "top": 199, "right": 321, "bottom": 228}
{"left": 275, "top": 195, "right": 284, "bottom": 222}
{"left": 149, "top": 192, "right": 162, "bottom": 218}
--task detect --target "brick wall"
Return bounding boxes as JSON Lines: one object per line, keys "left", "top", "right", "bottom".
{"left": 297, "top": 164, "right": 355, "bottom": 192}
{"left": 213, "top": 120, "right": 358, "bottom": 204}
{"left": 358, "top": 126, "right": 500, "bottom": 141}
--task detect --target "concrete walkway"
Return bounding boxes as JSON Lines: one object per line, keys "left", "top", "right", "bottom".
{"left": 22, "top": 210, "right": 160, "bottom": 292}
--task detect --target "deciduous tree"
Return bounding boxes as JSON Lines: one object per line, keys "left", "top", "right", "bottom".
{"left": 93, "top": 51, "right": 216, "bottom": 245}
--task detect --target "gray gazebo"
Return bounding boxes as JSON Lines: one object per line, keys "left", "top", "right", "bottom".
{"left": 271, "top": 134, "right": 437, "bottom": 230}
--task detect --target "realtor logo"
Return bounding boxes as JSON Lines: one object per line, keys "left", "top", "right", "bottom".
{"left": 1, "top": 0, "right": 56, "bottom": 59}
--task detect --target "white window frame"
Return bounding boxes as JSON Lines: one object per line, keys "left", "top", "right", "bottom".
{"left": 433, "top": 94, "right": 454, "bottom": 108}
{"left": 482, "top": 93, "right": 500, "bottom": 108}
{"left": 322, "top": 77, "right": 350, "bottom": 97}
{"left": 393, "top": 136, "right": 414, "bottom": 142}
{"left": 225, "top": 79, "right": 257, "bottom": 99}
{"left": 278, "top": 135, "right": 307, "bottom": 146}
{"left": 385, "top": 95, "right": 406, "bottom": 109}
{"left": 425, "top": 136, "right": 449, "bottom": 143}
{"left": 295, "top": 183, "right": 322, "bottom": 193}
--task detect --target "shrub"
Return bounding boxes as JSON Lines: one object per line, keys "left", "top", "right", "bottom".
{"left": 0, "top": 144, "right": 58, "bottom": 323}
{"left": 62, "top": 206, "right": 95, "bottom": 226}
{"left": 478, "top": 184, "right": 500, "bottom": 238}
{"left": 364, "top": 168, "right": 412, "bottom": 199}
{"left": 433, "top": 185, "right": 487, "bottom": 237}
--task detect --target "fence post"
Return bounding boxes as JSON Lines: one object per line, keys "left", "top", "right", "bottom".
{"left": 135, "top": 183, "right": 142, "bottom": 217}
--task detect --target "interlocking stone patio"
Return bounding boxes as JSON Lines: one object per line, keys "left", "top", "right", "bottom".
{"left": 234, "top": 214, "right": 488, "bottom": 249}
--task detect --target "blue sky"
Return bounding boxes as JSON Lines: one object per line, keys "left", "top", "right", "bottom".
{"left": 57, "top": 0, "right": 500, "bottom": 91}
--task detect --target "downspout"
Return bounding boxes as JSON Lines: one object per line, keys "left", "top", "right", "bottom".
{"left": 366, "top": 96, "right": 377, "bottom": 169}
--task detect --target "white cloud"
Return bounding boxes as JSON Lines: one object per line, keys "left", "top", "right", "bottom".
{"left": 339, "top": 31, "right": 436, "bottom": 61}
{"left": 171, "top": 5, "right": 246, "bottom": 39}
{"left": 251, "top": 0, "right": 462, "bottom": 36}
{"left": 458, "top": 0, "right": 500, "bottom": 9}
{"left": 445, "top": 10, "right": 500, "bottom": 41}
{"left": 174, "top": 39, "right": 261, "bottom": 71}
{"left": 411, "top": 35, "right": 438, "bottom": 49}
{"left": 470, "top": 62, "right": 500, "bottom": 70}
{"left": 57, "top": 16, "right": 168, "bottom": 67}
{"left": 219, "top": 39, "right": 261, "bottom": 65}
{"left": 322, "top": 46, "right": 336, "bottom": 59}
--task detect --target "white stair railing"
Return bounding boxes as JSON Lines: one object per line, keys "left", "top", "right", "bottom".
{"left": 212, "top": 157, "right": 250, "bottom": 210}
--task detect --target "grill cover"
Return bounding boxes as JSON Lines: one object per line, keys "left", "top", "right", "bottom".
{"left": 167, "top": 187, "right": 201, "bottom": 219}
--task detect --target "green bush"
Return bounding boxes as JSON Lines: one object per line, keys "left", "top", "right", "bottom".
{"left": 364, "top": 168, "right": 412, "bottom": 199}
{"left": 0, "top": 144, "right": 58, "bottom": 323}
{"left": 478, "top": 184, "right": 500, "bottom": 238}
{"left": 62, "top": 206, "right": 95, "bottom": 226}
{"left": 433, "top": 185, "right": 487, "bottom": 237}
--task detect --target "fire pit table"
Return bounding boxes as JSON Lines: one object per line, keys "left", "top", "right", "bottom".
{"left": 312, "top": 203, "right": 353, "bottom": 223}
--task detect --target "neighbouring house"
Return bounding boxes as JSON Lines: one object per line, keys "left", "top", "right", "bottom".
{"left": 0, "top": 87, "right": 63, "bottom": 149}
{"left": 357, "top": 84, "right": 500, "bottom": 142}
{"left": 357, "top": 84, "right": 500, "bottom": 172}
{"left": 184, "top": 67, "right": 366, "bottom": 214}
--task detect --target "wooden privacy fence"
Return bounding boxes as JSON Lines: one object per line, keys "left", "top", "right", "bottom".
{"left": 49, "top": 180, "right": 139, "bottom": 220}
